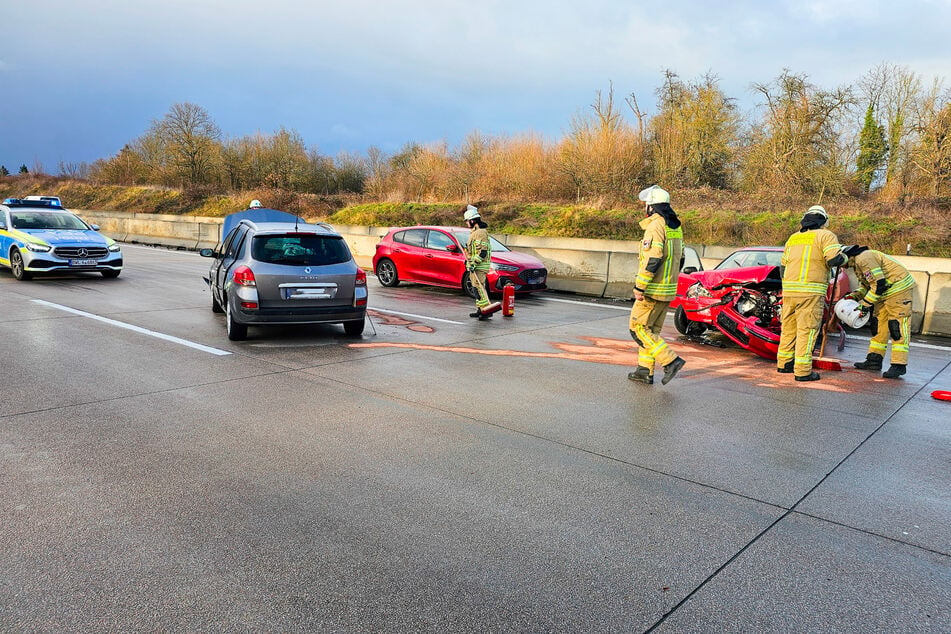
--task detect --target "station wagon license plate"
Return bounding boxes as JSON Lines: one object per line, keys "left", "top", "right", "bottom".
{"left": 282, "top": 287, "right": 335, "bottom": 299}
{"left": 69, "top": 259, "right": 98, "bottom": 266}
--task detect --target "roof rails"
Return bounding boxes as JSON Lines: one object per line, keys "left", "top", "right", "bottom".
{"left": 237, "top": 218, "right": 337, "bottom": 234}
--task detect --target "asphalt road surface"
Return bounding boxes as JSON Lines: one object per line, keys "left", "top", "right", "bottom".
{"left": 2, "top": 244, "right": 949, "bottom": 632}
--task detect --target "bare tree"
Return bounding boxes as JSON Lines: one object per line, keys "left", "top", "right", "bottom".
{"left": 558, "top": 83, "right": 645, "bottom": 202}
{"left": 909, "top": 80, "right": 951, "bottom": 196}
{"left": 742, "top": 70, "right": 855, "bottom": 198}
{"left": 58, "top": 161, "right": 91, "bottom": 179}
{"left": 152, "top": 102, "right": 221, "bottom": 186}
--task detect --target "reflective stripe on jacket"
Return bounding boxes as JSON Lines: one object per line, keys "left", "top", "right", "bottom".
{"left": 466, "top": 227, "right": 492, "bottom": 272}
{"left": 781, "top": 228, "right": 842, "bottom": 297}
{"left": 635, "top": 214, "right": 684, "bottom": 301}
{"left": 853, "top": 250, "right": 915, "bottom": 303}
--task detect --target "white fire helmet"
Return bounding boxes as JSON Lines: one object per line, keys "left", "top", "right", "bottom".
{"left": 804, "top": 205, "right": 828, "bottom": 226}
{"left": 638, "top": 185, "right": 670, "bottom": 206}
{"left": 249, "top": 199, "right": 263, "bottom": 209}
{"left": 835, "top": 298, "right": 871, "bottom": 329}
{"left": 463, "top": 205, "right": 480, "bottom": 221}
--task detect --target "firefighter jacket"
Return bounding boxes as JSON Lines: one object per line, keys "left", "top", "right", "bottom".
{"left": 465, "top": 227, "right": 492, "bottom": 272}
{"left": 851, "top": 250, "right": 915, "bottom": 304}
{"left": 781, "top": 228, "right": 843, "bottom": 297}
{"left": 635, "top": 213, "right": 684, "bottom": 302}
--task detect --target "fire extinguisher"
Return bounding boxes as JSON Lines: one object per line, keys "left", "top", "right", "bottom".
{"left": 502, "top": 284, "right": 515, "bottom": 316}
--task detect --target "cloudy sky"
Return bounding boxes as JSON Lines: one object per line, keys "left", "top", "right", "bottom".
{"left": 2, "top": 0, "right": 949, "bottom": 173}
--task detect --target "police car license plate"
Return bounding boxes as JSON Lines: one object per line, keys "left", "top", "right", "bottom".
{"left": 69, "top": 259, "right": 98, "bottom": 266}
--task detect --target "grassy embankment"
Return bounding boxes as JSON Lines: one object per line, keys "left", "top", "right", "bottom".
{"left": 3, "top": 177, "right": 948, "bottom": 258}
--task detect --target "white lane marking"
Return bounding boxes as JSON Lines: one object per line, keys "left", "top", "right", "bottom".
{"left": 369, "top": 307, "right": 465, "bottom": 325}
{"left": 32, "top": 300, "right": 232, "bottom": 356}
{"left": 539, "top": 296, "right": 631, "bottom": 311}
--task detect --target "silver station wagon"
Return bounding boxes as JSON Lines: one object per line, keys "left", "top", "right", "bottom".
{"left": 201, "top": 208, "right": 367, "bottom": 341}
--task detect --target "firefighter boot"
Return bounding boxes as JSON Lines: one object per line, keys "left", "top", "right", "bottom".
{"left": 777, "top": 360, "right": 794, "bottom": 374}
{"left": 627, "top": 366, "right": 653, "bottom": 385}
{"left": 883, "top": 364, "right": 907, "bottom": 379}
{"left": 795, "top": 372, "right": 821, "bottom": 382}
{"left": 661, "top": 357, "right": 686, "bottom": 385}
{"left": 854, "top": 353, "right": 883, "bottom": 371}
{"left": 469, "top": 309, "right": 482, "bottom": 318}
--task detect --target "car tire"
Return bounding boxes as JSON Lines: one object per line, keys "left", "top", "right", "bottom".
{"left": 343, "top": 317, "right": 365, "bottom": 336}
{"left": 462, "top": 272, "right": 481, "bottom": 299}
{"left": 226, "top": 299, "right": 247, "bottom": 341}
{"left": 101, "top": 269, "right": 120, "bottom": 278}
{"left": 211, "top": 291, "right": 224, "bottom": 314}
{"left": 673, "top": 305, "right": 705, "bottom": 336}
{"left": 375, "top": 258, "right": 400, "bottom": 287}
{"left": 10, "top": 248, "right": 31, "bottom": 281}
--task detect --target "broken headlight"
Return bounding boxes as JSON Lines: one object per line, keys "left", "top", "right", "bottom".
{"left": 686, "top": 282, "right": 713, "bottom": 299}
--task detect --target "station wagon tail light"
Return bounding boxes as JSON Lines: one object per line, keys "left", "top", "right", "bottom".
{"left": 233, "top": 265, "right": 256, "bottom": 287}
{"left": 354, "top": 268, "right": 368, "bottom": 306}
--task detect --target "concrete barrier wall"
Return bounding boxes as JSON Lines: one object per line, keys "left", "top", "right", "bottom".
{"left": 74, "top": 212, "right": 951, "bottom": 337}
{"left": 923, "top": 273, "right": 951, "bottom": 337}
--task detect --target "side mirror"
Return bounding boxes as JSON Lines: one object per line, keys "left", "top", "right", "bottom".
{"left": 446, "top": 244, "right": 460, "bottom": 253}
{"left": 682, "top": 266, "right": 698, "bottom": 274}
{"left": 90, "top": 224, "right": 100, "bottom": 231}
{"left": 199, "top": 248, "right": 214, "bottom": 257}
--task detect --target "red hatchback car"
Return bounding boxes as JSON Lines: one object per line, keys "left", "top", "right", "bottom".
{"left": 372, "top": 226, "right": 548, "bottom": 298}
{"left": 670, "top": 246, "right": 851, "bottom": 360}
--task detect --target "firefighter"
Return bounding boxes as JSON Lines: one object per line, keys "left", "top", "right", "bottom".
{"left": 249, "top": 199, "right": 263, "bottom": 209}
{"left": 463, "top": 205, "right": 493, "bottom": 320}
{"left": 628, "top": 185, "right": 686, "bottom": 386}
{"left": 842, "top": 245, "right": 916, "bottom": 378}
{"left": 777, "top": 205, "right": 847, "bottom": 382}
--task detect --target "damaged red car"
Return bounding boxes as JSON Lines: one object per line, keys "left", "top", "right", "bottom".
{"left": 670, "top": 247, "right": 851, "bottom": 360}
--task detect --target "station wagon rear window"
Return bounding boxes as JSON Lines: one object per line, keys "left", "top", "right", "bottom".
{"left": 251, "top": 234, "right": 352, "bottom": 266}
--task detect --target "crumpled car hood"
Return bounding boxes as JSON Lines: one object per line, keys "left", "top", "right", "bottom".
{"left": 693, "top": 264, "right": 780, "bottom": 289}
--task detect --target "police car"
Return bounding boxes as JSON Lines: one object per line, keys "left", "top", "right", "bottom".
{"left": 0, "top": 198, "right": 123, "bottom": 280}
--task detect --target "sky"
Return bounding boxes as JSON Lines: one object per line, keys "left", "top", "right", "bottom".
{"left": 2, "top": 0, "right": 949, "bottom": 174}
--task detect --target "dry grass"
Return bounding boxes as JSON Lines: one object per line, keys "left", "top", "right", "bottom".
{"left": 3, "top": 176, "right": 948, "bottom": 257}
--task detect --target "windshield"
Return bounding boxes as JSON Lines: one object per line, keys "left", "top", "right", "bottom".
{"left": 714, "top": 249, "right": 782, "bottom": 270}
{"left": 251, "top": 234, "right": 352, "bottom": 266}
{"left": 451, "top": 230, "right": 510, "bottom": 252}
{"left": 11, "top": 211, "right": 88, "bottom": 230}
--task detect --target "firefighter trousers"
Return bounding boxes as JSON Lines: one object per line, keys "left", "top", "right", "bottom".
{"left": 469, "top": 270, "right": 490, "bottom": 309}
{"left": 777, "top": 294, "right": 824, "bottom": 377}
{"left": 869, "top": 289, "right": 912, "bottom": 365}
{"left": 629, "top": 295, "right": 677, "bottom": 374}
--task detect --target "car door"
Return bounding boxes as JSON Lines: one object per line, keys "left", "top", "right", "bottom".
{"left": 422, "top": 228, "right": 465, "bottom": 286}
{"left": 394, "top": 228, "right": 428, "bottom": 282}
{"left": 213, "top": 226, "right": 247, "bottom": 302}
{"left": 0, "top": 210, "right": 11, "bottom": 266}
